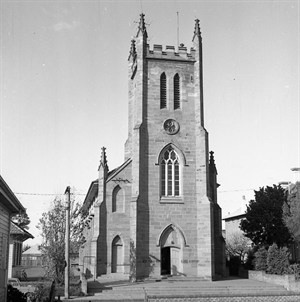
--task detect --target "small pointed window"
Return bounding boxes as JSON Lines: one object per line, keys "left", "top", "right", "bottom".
{"left": 160, "top": 73, "right": 167, "bottom": 109}
{"left": 174, "top": 73, "right": 180, "bottom": 110}
{"left": 112, "top": 185, "right": 124, "bottom": 213}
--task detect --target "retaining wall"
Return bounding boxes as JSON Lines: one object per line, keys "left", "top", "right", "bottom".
{"left": 249, "top": 270, "right": 300, "bottom": 293}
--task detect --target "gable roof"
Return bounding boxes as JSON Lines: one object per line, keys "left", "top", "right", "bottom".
{"left": 82, "top": 158, "right": 132, "bottom": 210}
{"left": 82, "top": 179, "right": 98, "bottom": 208}
{"left": 10, "top": 221, "right": 34, "bottom": 241}
{"left": 107, "top": 158, "right": 132, "bottom": 182}
{"left": 0, "top": 175, "right": 25, "bottom": 214}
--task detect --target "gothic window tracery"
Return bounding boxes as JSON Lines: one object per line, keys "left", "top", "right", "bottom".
{"left": 160, "top": 147, "right": 180, "bottom": 197}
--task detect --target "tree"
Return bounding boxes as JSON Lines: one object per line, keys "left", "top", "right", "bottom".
{"left": 22, "top": 244, "right": 31, "bottom": 253}
{"left": 240, "top": 185, "right": 291, "bottom": 247}
{"left": 37, "top": 191, "right": 84, "bottom": 283}
{"left": 12, "top": 212, "right": 31, "bottom": 230}
{"left": 283, "top": 182, "right": 300, "bottom": 244}
{"left": 225, "top": 232, "right": 251, "bottom": 263}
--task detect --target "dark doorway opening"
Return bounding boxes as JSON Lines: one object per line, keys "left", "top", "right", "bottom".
{"left": 161, "top": 247, "right": 171, "bottom": 275}
{"left": 111, "top": 236, "right": 123, "bottom": 273}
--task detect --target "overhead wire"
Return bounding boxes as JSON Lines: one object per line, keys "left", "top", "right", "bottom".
{"left": 13, "top": 188, "right": 256, "bottom": 196}
{"left": 14, "top": 192, "right": 86, "bottom": 196}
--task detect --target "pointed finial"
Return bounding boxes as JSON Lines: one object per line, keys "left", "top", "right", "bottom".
{"left": 136, "top": 13, "right": 148, "bottom": 38}
{"left": 98, "top": 146, "right": 109, "bottom": 171}
{"left": 101, "top": 146, "right": 107, "bottom": 164}
{"left": 128, "top": 39, "right": 137, "bottom": 61}
{"left": 192, "top": 19, "right": 202, "bottom": 42}
{"left": 209, "top": 151, "right": 215, "bottom": 165}
{"left": 139, "top": 13, "right": 145, "bottom": 30}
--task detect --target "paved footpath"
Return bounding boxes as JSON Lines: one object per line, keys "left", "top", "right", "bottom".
{"left": 62, "top": 276, "right": 300, "bottom": 302}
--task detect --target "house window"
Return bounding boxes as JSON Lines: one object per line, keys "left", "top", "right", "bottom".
{"left": 13, "top": 242, "right": 22, "bottom": 266}
{"left": 160, "top": 147, "right": 180, "bottom": 197}
{"left": 174, "top": 73, "right": 180, "bottom": 109}
{"left": 160, "top": 72, "right": 167, "bottom": 109}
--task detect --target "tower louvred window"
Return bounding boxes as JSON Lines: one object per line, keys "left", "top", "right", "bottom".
{"left": 160, "top": 147, "right": 180, "bottom": 197}
{"left": 160, "top": 72, "right": 167, "bottom": 109}
{"left": 174, "top": 73, "right": 180, "bottom": 109}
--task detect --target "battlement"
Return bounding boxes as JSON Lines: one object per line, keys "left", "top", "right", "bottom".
{"left": 146, "top": 43, "right": 196, "bottom": 61}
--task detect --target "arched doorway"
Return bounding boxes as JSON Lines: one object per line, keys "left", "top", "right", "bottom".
{"left": 159, "top": 225, "right": 184, "bottom": 276}
{"left": 111, "top": 236, "right": 123, "bottom": 273}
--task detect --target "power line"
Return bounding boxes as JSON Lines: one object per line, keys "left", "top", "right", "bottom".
{"left": 219, "top": 188, "right": 255, "bottom": 193}
{"left": 14, "top": 188, "right": 255, "bottom": 196}
{"left": 14, "top": 192, "right": 86, "bottom": 196}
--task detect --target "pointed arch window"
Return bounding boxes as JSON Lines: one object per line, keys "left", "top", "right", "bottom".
{"left": 160, "top": 147, "right": 180, "bottom": 197}
{"left": 112, "top": 185, "right": 124, "bottom": 213}
{"left": 160, "top": 72, "right": 167, "bottom": 109}
{"left": 174, "top": 73, "right": 180, "bottom": 110}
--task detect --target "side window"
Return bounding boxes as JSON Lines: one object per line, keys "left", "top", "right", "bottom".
{"left": 160, "top": 72, "right": 167, "bottom": 109}
{"left": 112, "top": 185, "right": 124, "bottom": 213}
{"left": 160, "top": 147, "right": 180, "bottom": 197}
{"left": 174, "top": 73, "right": 180, "bottom": 110}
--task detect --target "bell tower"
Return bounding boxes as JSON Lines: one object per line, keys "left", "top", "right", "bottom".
{"left": 125, "top": 14, "right": 224, "bottom": 280}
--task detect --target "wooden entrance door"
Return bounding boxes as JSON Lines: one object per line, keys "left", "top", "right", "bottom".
{"left": 170, "top": 247, "right": 180, "bottom": 275}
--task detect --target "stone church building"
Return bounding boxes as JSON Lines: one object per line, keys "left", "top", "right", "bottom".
{"left": 79, "top": 14, "right": 225, "bottom": 281}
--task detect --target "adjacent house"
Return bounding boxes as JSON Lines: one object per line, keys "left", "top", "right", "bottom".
{"left": 21, "top": 245, "right": 80, "bottom": 280}
{"left": 223, "top": 207, "right": 247, "bottom": 239}
{"left": 21, "top": 245, "right": 45, "bottom": 280}
{"left": 8, "top": 221, "right": 33, "bottom": 279}
{"left": 0, "top": 175, "right": 25, "bottom": 301}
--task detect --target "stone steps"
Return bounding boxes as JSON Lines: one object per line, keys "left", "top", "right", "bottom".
{"left": 109, "top": 285, "right": 291, "bottom": 297}
{"left": 64, "top": 277, "right": 300, "bottom": 302}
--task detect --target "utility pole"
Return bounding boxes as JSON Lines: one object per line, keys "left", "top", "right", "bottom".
{"left": 64, "top": 186, "right": 70, "bottom": 299}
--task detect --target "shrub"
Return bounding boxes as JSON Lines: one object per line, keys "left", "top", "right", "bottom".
{"left": 267, "top": 243, "right": 290, "bottom": 275}
{"left": 29, "top": 281, "right": 82, "bottom": 301}
{"left": 289, "top": 263, "right": 300, "bottom": 280}
{"left": 254, "top": 246, "right": 268, "bottom": 271}
{"left": 31, "top": 282, "right": 51, "bottom": 302}
{"left": 244, "top": 247, "right": 256, "bottom": 270}
{"left": 7, "top": 285, "right": 27, "bottom": 302}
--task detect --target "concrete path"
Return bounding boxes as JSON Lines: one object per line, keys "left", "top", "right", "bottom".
{"left": 62, "top": 276, "right": 300, "bottom": 302}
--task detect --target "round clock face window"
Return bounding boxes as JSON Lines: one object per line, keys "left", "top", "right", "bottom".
{"left": 163, "top": 119, "right": 180, "bottom": 135}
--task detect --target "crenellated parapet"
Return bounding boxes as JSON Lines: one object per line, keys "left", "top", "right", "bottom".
{"left": 146, "top": 43, "right": 196, "bottom": 61}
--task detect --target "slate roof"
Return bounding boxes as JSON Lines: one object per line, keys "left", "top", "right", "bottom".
{"left": 223, "top": 207, "right": 246, "bottom": 221}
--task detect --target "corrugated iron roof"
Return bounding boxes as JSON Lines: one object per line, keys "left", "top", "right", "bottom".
{"left": 10, "top": 221, "right": 34, "bottom": 239}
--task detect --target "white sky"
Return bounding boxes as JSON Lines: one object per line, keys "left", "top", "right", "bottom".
{"left": 0, "top": 1, "right": 299, "bottom": 245}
